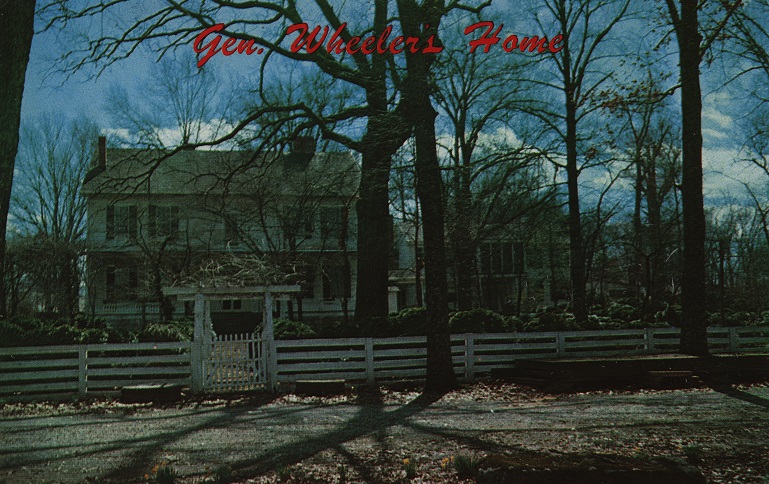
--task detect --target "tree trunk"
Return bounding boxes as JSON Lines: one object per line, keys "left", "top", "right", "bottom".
{"left": 354, "top": 2, "right": 405, "bottom": 322}
{"left": 399, "top": 0, "right": 458, "bottom": 392}
{"left": 0, "top": 0, "right": 36, "bottom": 318}
{"left": 354, "top": 128, "right": 395, "bottom": 322}
{"left": 452, "top": 164, "right": 475, "bottom": 311}
{"left": 413, "top": 95, "right": 457, "bottom": 392}
{"left": 564, "top": 89, "right": 588, "bottom": 323}
{"left": 675, "top": 0, "right": 709, "bottom": 356}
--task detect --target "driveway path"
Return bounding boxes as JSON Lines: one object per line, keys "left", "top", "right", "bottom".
{"left": 1, "top": 385, "right": 767, "bottom": 482}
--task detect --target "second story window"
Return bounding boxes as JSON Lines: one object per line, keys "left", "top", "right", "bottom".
{"left": 106, "top": 205, "right": 137, "bottom": 241}
{"left": 149, "top": 205, "right": 179, "bottom": 239}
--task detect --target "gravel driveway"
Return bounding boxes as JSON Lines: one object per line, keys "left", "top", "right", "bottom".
{"left": 1, "top": 384, "right": 767, "bottom": 482}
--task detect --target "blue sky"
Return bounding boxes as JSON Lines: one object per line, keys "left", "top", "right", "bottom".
{"left": 18, "top": 1, "right": 767, "bottom": 209}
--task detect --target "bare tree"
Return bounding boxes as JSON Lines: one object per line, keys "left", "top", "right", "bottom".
{"left": 10, "top": 115, "right": 98, "bottom": 320}
{"left": 601, "top": 70, "right": 682, "bottom": 319}
{"left": 107, "top": 51, "right": 231, "bottom": 149}
{"left": 434, "top": 21, "right": 550, "bottom": 312}
{"left": 523, "top": 0, "right": 630, "bottom": 323}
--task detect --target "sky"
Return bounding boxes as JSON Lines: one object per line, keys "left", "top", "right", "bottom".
{"left": 18, "top": 1, "right": 768, "bottom": 212}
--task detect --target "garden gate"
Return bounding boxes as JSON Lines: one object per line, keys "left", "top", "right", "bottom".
{"left": 163, "top": 285, "right": 301, "bottom": 393}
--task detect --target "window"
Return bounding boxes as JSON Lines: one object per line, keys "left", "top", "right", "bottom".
{"left": 322, "top": 263, "right": 351, "bottom": 301}
{"left": 105, "top": 265, "right": 138, "bottom": 302}
{"left": 106, "top": 205, "right": 137, "bottom": 240}
{"left": 320, "top": 206, "right": 345, "bottom": 240}
{"left": 282, "top": 211, "right": 314, "bottom": 241}
{"left": 221, "top": 299, "right": 242, "bottom": 310}
{"left": 149, "top": 205, "right": 179, "bottom": 239}
{"left": 480, "top": 242, "right": 514, "bottom": 275}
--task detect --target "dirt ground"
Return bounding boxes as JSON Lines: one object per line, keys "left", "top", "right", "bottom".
{"left": 1, "top": 382, "right": 768, "bottom": 483}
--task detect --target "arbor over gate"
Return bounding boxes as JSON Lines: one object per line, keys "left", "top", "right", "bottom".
{"left": 163, "top": 285, "right": 300, "bottom": 392}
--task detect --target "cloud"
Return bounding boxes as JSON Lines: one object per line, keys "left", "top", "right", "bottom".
{"left": 703, "top": 147, "right": 768, "bottom": 201}
{"left": 702, "top": 106, "right": 733, "bottom": 130}
{"left": 702, "top": 128, "right": 728, "bottom": 141}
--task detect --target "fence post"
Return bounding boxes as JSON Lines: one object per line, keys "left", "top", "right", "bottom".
{"left": 78, "top": 346, "right": 87, "bottom": 398}
{"left": 464, "top": 334, "right": 475, "bottom": 381}
{"left": 728, "top": 327, "right": 738, "bottom": 353}
{"left": 263, "top": 291, "right": 278, "bottom": 392}
{"left": 191, "top": 293, "right": 205, "bottom": 393}
{"left": 365, "top": 338, "right": 375, "bottom": 385}
{"left": 645, "top": 328, "right": 655, "bottom": 354}
{"left": 556, "top": 332, "right": 565, "bottom": 357}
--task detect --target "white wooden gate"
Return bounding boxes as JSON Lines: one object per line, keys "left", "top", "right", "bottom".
{"left": 204, "top": 332, "right": 265, "bottom": 392}
{"left": 164, "top": 286, "right": 300, "bottom": 393}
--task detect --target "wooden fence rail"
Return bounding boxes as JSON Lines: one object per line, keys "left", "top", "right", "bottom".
{"left": 0, "top": 341, "right": 191, "bottom": 402}
{"left": 272, "top": 326, "right": 769, "bottom": 383}
{"left": 1, "top": 326, "right": 767, "bottom": 401}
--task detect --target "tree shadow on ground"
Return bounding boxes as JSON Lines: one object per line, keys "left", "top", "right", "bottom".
{"left": 0, "top": 393, "right": 293, "bottom": 482}
{"left": 712, "top": 384, "right": 769, "bottom": 410}
{"left": 34, "top": 387, "right": 442, "bottom": 482}
{"left": 228, "top": 390, "right": 443, "bottom": 480}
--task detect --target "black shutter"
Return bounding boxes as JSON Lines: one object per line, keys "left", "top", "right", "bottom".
{"left": 106, "top": 205, "right": 115, "bottom": 240}
{"left": 105, "top": 266, "right": 116, "bottom": 301}
{"left": 148, "top": 205, "right": 157, "bottom": 237}
{"left": 128, "top": 206, "right": 137, "bottom": 239}
{"left": 170, "top": 206, "right": 179, "bottom": 239}
{"left": 514, "top": 242, "right": 525, "bottom": 274}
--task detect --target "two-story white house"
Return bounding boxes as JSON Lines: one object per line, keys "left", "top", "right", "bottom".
{"left": 82, "top": 137, "right": 360, "bottom": 330}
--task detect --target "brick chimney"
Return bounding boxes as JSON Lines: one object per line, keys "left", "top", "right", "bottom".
{"left": 98, "top": 136, "right": 106, "bottom": 169}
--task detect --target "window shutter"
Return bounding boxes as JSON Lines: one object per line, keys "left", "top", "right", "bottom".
{"left": 148, "top": 205, "right": 157, "bottom": 237}
{"left": 106, "top": 206, "right": 115, "bottom": 240}
{"left": 170, "top": 206, "right": 180, "bottom": 239}
{"left": 128, "top": 206, "right": 138, "bottom": 239}
{"left": 514, "top": 242, "right": 525, "bottom": 274}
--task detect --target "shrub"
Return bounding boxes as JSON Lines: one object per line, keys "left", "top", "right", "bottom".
{"left": 138, "top": 321, "right": 193, "bottom": 342}
{"left": 211, "top": 465, "right": 233, "bottom": 484}
{"left": 655, "top": 304, "right": 681, "bottom": 326}
{"left": 76, "top": 327, "right": 109, "bottom": 344}
{"left": 402, "top": 458, "right": 417, "bottom": 479}
{"left": 273, "top": 318, "right": 317, "bottom": 339}
{"left": 449, "top": 308, "right": 510, "bottom": 333}
{"left": 391, "top": 307, "right": 428, "bottom": 336}
{"left": 453, "top": 454, "right": 478, "bottom": 479}
{"left": 0, "top": 319, "right": 33, "bottom": 346}
{"left": 524, "top": 310, "right": 576, "bottom": 332}
{"left": 506, "top": 315, "right": 523, "bottom": 332}
{"left": 358, "top": 315, "right": 395, "bottom": 338}
{"left": 604, "top": 302, "right": 639, "bottom": 322}
{"left": 0, "top": 317, "right": 112, "bottom": 346}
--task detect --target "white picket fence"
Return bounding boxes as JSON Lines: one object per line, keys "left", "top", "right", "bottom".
{"left": 1, "top": 326, "right": 767, "bottom": 401}
{"left": 0, "top": 341, "right": 191, "bottom": 402}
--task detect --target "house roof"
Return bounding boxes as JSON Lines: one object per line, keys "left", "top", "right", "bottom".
{"left": 82, "top": 148, "right": 360, "bottom": 198}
